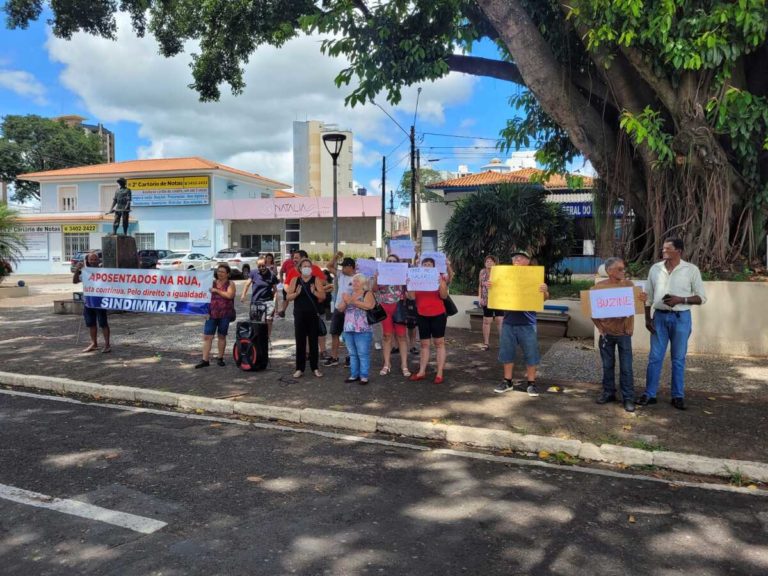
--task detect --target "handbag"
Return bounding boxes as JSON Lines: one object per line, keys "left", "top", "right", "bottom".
{"left": 299, "top": 276, "right": 327, "bottom": 336}
{"left": 317, "top": 316, "right": 328, "bottom": 336}
{"left": 392, "top": 299, "right": 408, "bottom": 324}
{"left": 443, "top": 295, "right": 458, "bottom": 317}
{"left": 366, "top": 300, "right": 388, "bottom": 325}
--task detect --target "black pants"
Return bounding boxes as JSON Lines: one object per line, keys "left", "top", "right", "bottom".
{"left": 113, "top": 211, "right": 129, "bottom": 234}
{"left": 294, "top": 309, "right": 319, "bottom": 371}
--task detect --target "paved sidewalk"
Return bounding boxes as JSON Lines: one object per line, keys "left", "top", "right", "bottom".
{"left": 2, "top": 276, "right": 767, "bottom": 463}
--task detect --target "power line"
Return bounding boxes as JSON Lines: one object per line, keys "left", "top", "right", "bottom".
{"left": 421, "top": 132, "right": 501, "bottom": 141}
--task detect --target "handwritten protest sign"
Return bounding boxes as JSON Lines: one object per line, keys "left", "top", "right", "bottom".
{"left": 407, "top": 267, "right": 440, "bottom": 291}
{"left": 389, "top": 239, "right": 415, "bottom": 260}
{"left": 420, "top": 251, "right": 447, "bottom": 273}
{"left": 377, "top": 262, "right": 408, "bottom": 285}
{"left": 82, "top": 268, "right": 214, "bottom": 314}
{"left": 580, "top": 285, "right": 644, "bottom": 318}
{"left": 488, "top": 265, "right": 544, "bottom": 311}
{"left": 355, "top": 258, "right": 378, "bottom": 278}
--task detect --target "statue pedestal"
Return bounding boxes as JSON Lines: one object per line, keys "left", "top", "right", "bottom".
{"left": 102, "top": 235, "right": 139, "bottom": 269}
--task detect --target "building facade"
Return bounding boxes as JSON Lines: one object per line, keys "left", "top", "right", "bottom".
{"left": 292, "top": 120, "right": 354, "bottom": 198}
{"left": 55, "top": 115, "right": 116, "bottom": 163}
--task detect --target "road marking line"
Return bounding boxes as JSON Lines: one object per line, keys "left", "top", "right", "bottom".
{"left": 1, "top": 388, "right": 765, "bottom": 497}
{"left": 0, "top": 483, "right": 167, "bottom": 534}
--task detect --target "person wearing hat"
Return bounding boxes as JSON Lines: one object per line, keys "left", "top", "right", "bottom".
{"left": 494, "top": 249, "right": 549, "bottom": 396}
{"left": 108, "top": 177, "right": 132, "bottom": 235}
{"left": 323, "top": 252, "right": 356, "bottom": 367}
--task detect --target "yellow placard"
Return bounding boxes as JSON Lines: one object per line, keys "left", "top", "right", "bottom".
{"left": 63, "top": 224, "right": 98, "bottom": 233}
{"left": 488, "top": 265, "right": 545, "bottom": 311}
{"left": 126, "top": 176, "right": 209, "bottom": 191}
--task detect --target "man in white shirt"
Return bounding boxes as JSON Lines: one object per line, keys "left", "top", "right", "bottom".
{"left": 638, "top": 238, "right": 707, "bottom": 410}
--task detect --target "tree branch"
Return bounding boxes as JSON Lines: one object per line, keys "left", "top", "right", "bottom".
{"left": 619, "top": 45, "right": 677, "bottom": 114}
{"left": 445, "top": 54, "right": 524, "bottom": 84}
{"left": 351, "top": 0, "right": 372, "bottom": 19}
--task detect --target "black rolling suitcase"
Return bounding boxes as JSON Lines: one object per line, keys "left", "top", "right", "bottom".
{"left": 232, "top": 321, "right": 269, "bottom": 371}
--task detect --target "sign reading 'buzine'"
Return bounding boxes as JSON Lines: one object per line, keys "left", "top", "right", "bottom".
{"left": 588, "top": 286, "right": 636, "bottom": 319}
{"left": 406, "top": 267, "right": 440, "bottom": 291}
{"left": 82, "top": 268, "right": 214, "bottom": 315}
{"left": 376, "top": 262, "right": 408, "bottom": 286}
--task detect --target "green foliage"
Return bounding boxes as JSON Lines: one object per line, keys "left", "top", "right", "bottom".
{"left": 396, "top": 168, "right": 445, "bottom": 206}
{"left": 619, "top": 107, "right": 674, "bottom": 167}
{"left": 0, "top": 115, "right": 106, "bottom": 202}
{"left": 0, "top": 205, "right": 26, "bottom": 284}
{"left": 547, "top": 280, "right": 593, "bottom": 300}
{"left": 442, "top": 184, "right": 573, "bottom": 293}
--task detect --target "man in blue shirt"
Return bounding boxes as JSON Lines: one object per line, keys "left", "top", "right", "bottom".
{"left": 240, "top": 257, "right": 278, "bottom": 338}
{"left": 493, "top": 250, "right": 549, "bottom": 397}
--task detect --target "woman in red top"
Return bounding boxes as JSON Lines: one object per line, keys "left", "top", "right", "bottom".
{"left": 407, "top": 257, "right": 449, "bottom": 384}
{"left": 195, "top": 263, "right": 236, "bottom": 368}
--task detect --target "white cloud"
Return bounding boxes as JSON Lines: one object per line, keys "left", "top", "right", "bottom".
{"left": 0, "top": 69, "right": 47, "bottom": 105}
{"left": 45, "top": 13, "right": 476, "bottom": 185}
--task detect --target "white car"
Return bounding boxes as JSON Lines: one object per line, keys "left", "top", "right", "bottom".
{"left": 214, "top": 248, "right": 260, "bottom": 278}
{"left": 156, "top": 252, "right": 215, "bottom": 271}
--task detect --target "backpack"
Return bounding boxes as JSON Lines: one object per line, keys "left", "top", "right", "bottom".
{"left": 232, "top": 321, "right": 269, "bottom": 371}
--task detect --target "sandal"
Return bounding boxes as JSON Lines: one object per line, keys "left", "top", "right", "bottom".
{"left": 293, "top": 370, "right": 303, "bottom": 378}
{"left": 82, "top": 344, "right": 98, "bottom": 353}
{"left": 101, "top": 347, "right": 112, "bottom": 354}
{"left": 409, "top": 373, "right": 426, "bottom": 382}
{"left": 433, "top": 376, "right": 444, "bottom": 385}
{"left": 379, "top": 366, "right": 391, "bottom": 376}
{"left": 481, "top": 344, "right": 490, "bottom": 351}
{"left": 402, "top": 368, "right": 411, "bottom": 377}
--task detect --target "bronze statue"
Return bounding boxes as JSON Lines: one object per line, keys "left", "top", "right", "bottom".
{"left": 108, "top": 177, "right": 132, "bottom": 235}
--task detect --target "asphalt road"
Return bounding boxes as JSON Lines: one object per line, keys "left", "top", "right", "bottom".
{"left": 1, "top": 391, "right": 766, "bottom": 576}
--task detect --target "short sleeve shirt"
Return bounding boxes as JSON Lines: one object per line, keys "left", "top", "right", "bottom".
{"left": 248, "top": 270, "right": 278, "bottom": 303}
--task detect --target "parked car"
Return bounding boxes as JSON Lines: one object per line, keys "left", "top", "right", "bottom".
{"left": 138, "top": 249, "right": 173, "bottom": 269}
{"left": 156, "top": 252, "right": 215, "bottom": 271}
{"left": 213, "top": 248, "right": 260, "bottom": 278}
{"left": 69, "top": 250, "right": 103, "bottom": 273}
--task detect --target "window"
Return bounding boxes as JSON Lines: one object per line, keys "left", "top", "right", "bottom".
{"left": 59, "top": 186, "right": 77, "bottom": 212}
{"left": 100, "top": 184, "right": 118, "bottom": 211}
{"left": 135, "top": 233, "right": 155, "bottom": 250}
{"left": 422, "top": 230, "right": 438, "bottom": 253}
{"left": 168, "top": 232, "right": 190, "bottom": 252}
{"left": 240, "top": 234, "right": 281, "bottom": 253}
{"left": 64, "top": 233, "right": 90, "bottom": 260}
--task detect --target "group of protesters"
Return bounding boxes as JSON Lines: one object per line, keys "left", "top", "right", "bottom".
{"left": 75, "top": 235, "right": 706, "bottom": 412}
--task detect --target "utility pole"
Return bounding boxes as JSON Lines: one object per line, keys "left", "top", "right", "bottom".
{"left": 381, "top": 156, "right": 386, "bottom": 257}
{"left": 389, "top": 190, "right": 394, "bottom": 238}
{"left": 415, "top": 148, "right": 422, "bottom": 252}
{"left": 409, "top": 125, "right": 416, "bottom": 243}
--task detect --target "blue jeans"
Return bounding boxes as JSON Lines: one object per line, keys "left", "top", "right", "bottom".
{"left": 645, "top": 310, "right": 692, "bottom": 399}
{"left": 599, "top": 334, "right": 634, "bottom": 401}
{"left": 498, "top": 324, "right": 540, "bottom": 366}
{"left": 344, "top": 331, "right": 372, "bottom": 379}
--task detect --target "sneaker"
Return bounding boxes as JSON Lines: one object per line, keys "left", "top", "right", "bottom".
{"left": 494, "top": 380, "right": 515, "bottom": 394}
{"left": 344, "top": 357, "right": 351, "bottom": 367}
{"left": 374, "top": 342, "right": 382, "bottom": 350}
{"left": 636, "top": 393, "right": 657, "bottom": 406}
{"left": 320, "top": 351, "right": 330, "bottom": 361}
{"left": 526, "top": 383, "right": 540, "bottom": 397}
{"left": 313, "top": 369, "right": 323, "bottom": 378}
{"left": 217, "top": 358, "right": 225, "bottom": 367}
{"left": 323, "top": 357, "right": 339, "bottom": 367}
{"left": 194, "top": 360, "right": 210, "bottom": 369}
{"left": 409, "top": 346, "right": 419, "bottom": 355}
{"left": 391, "top": 347, "right": 399, "bottom": 355}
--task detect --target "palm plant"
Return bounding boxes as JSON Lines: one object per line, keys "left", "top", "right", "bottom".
{"left": 0, "top": 204, "right": 26, "bottom": 284}
{"left": 442, "top": 184, "right": 573, "bottom": 293}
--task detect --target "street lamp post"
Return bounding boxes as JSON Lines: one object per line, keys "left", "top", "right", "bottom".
{"left": 322, "top": 133, "right": 347, "bottom": 257}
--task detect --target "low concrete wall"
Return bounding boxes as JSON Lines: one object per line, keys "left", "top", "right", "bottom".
{"left": 0, "top": 285, "right": 30, "bottom": 298}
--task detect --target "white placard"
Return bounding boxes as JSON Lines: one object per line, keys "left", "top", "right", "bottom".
{"left": 589, "top": 286, "right": 636, "bottom": 319}
{"left": 376, "top": 262, "right": 408, "bottom": 285}
{"left": 420, "top": 251, "right": 446, "bottom": 273}
{"left": 355, "top": 258, "right": 378, "bottom": 278}
{"left": 389, "top": 239, "right": 415, "bottom": 260}
{"left": 407, "top": 267, "right": 440, "bottom": 291}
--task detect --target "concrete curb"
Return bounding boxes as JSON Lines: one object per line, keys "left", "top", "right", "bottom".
{"left": 3, "top": 370, "right": 767, "bottom": 483}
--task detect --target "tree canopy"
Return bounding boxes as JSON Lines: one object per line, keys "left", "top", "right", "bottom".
{"left": 7, "top": 1, "right": 767, "bottom": 268}
{"left": 0, "top": 115, "right": 106, "bottom": 203}
{"left": 396, "top": 168, "right": 445, "bottom": 206}
{"left": 0, "top": 205, "right": 26, "bottom": 283}
{"left": 442, "top": 184, "right": 573, "bottom": 291}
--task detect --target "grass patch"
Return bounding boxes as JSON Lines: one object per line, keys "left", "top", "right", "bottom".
{"left": 628, "top": 440, "right": 665, "bottom": 452}
{"left": 725, "top": 466, "right": 750, "bottom": 487}
{"left": 548, "top": 280, "right": 594, "bottom": 299}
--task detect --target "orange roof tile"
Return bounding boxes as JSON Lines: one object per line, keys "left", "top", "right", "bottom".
{"left": 427, "top": 168, "right": 594, "bottom": 190}
{"left": 18, "top": 156, "right": 291, "bottom": 188}
{"left": 275, "top": 190, "right": 300, "bottom": 198}
{"left": 16, "top": 213, "right": 112, "bottom": 222}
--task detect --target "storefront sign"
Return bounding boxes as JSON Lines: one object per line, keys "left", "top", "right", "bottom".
{"left": 19, "top": 232, "right": 49, "bottom": 260}
{"left": 561, "top": 202, "right": 625, "bottom": 219}
{"left": 128, "top": 176, "right": 210, "bottom": 207}
{"left": 63, "top": 224, "right": 98, "bottom": 233}
{"left": 12, "top": 224, "right": 61, "bottom": 233}
{"left": 82, "top": 268, "right": 213, "bottom": 315}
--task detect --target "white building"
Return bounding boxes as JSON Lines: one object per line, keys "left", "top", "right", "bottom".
{"left": 292, "top": 120, "right": 354, "bottom": 198}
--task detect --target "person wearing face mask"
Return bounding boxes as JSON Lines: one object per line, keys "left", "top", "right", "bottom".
{"left": 407, "top": 257, "right": 449, "bottom": 384}
{"left": 241, "top": 257, "right": 278, "bottom": 338}
{"left": 372, "top": 253, "right": 410, "bottom": 377}
{"left": 286, "top": 257, "right": 327, "bottom": 378}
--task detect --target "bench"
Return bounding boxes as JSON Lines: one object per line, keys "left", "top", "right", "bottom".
{"left": 465, "top": 302, "right": 570, "bottom": 338}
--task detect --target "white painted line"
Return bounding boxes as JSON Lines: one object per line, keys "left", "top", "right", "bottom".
{"left": 0, "top": 483, "right": 167, "bottom": 534}
{"left": 1, "top": 388, "right": 765, "bottom": 497}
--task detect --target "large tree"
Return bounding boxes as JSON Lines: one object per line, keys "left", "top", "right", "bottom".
{"left": 0, "top": 115, "right": 106, "bottom": 203}
{"left": 0, "top": 205, "right": 26, "bottom": 283}
{"left": 8, "top": 1, "right": 767, "bottom": 269}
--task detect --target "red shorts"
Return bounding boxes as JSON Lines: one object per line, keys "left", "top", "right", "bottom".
{"left": 381, "top": 302, "right": 406, "bottom": 337}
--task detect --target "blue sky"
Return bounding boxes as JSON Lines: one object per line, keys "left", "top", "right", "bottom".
{"left": 0, "top": 11, "right": 592, "bottom": 211}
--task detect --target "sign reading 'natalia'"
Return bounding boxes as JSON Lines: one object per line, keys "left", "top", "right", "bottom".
{"left": 128, "top": 176, "right": 210, "bottom": 207}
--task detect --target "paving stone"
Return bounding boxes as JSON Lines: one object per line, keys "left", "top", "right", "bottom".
{"left": 233, "top": 402, "right": 301, "bottom": 423}
{"left": 599, "top": 444, "right": 654, "bottom": 466}
{"left": 177, "top": 395, "right": 235, "bottom": 414}
{"left": 300, "top": 408, "right": 378, "bottom": 432}
{"left": 376, "top": 417, "right": 447, "bottom": 440}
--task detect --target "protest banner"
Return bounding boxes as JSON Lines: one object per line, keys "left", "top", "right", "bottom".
{"left": 580, "top": 285, "right": 644, "bottom": 318}
{"left": 389, "top": 239, "right": 415, "bottom": 260}
{"left": 376, "top": 262, "right": 408, "bottom": 285}
{"left": 82, "top": 268, "right": 214, "bottom": 315}
{"left": 355, "top": 258, "right": 378, "bottom": 278}
{"left": 407, "top": 267, "right": 440, "bottom": 291}
{"left": 488, "top": 265, "right": 545, "bottom": 311}
{"left": 420, "top": 251, "right": 447, "bottom": 273}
